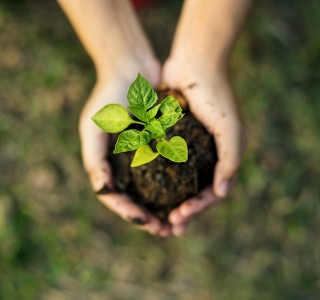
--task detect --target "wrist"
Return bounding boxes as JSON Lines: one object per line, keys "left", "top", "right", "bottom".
{"left": 169, "top": 0, "right": 251, "bottom": 73}
{"left": 95, "top": 56, "right": 161, "bottom": 87}
{"left": 172, "top": 52, "right": 228, "bottom": 72}
{"left": 162, "top": 55, "right": 230, "bottom": 96}
{"left": 170, "top": 28, "right": 237, "bottom": 69}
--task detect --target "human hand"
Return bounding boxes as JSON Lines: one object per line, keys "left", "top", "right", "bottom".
{"left": 79, "top": 65, "right": 172, "bottom": 237}
{"left": 162, "top": 58, "right": 246, "bottom": 235}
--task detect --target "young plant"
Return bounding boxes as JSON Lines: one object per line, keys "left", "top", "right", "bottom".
{"left": 92, "top": 74, "right": 188, "bottom": 167}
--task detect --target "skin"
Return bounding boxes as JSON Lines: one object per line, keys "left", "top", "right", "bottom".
{"left": 163, "top": 0, "right": 251, "bottom": 235}
{"left": 57, "top": 0, "right": 251, "bottom": 237}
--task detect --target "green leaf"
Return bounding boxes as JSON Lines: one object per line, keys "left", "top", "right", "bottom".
{"left": 147, "top": 103, "right": 161, "bottom": 120}
{"left": 158, "top": 112, "right": 184, "bottom": 129}
{"left": 127, "top": 74, "right": 157, "bottom": 110}
{"left": 156, "top": 136, "right": 188, "bottom": 162}
{"left": 139, "top": 131, "right": 152, "bottom": 145}
{"left": 131, "top": 145, "right": 159, "bottom": 167}
{"left": 160, "top": 96, "right": 182, "bottom": 114}
{"left": 127, "top": 106, "right": 149, "bottom": 122}
{"left": 92, "top": 104, "right": 133, "bottom": 133}
{"left": 158, "top": 96, "right": 184, "bottom": 129}
{"left": 145, "top": 119, "right": 165, "bottom": 139}
{"left": 114, "top": 130, "right": 151, "bottom": 154}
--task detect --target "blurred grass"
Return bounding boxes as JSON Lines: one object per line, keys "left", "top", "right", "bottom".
{"left": 0, "top": 0, "right": 320, "bottom": 299}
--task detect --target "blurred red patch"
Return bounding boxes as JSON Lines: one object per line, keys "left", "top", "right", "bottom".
{"left": 131, "top": 0, "right": 159, "bottom": 9}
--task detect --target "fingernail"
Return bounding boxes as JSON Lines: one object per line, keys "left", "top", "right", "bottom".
{"left": 218, "top": 180, "right": 229, "bottom": 197}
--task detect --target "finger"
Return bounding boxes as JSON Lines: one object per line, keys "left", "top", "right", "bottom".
{"left": 213, "top": 119, "right": 246, "bottom": 198}
{"left": 79, "top": 116, "right": 113, "bottom": 186}
{"left": 182, "top": 81, "right": 245, "bottom": 198}
{"left": 80, "top": 118, "right": 164, "bottom": 235}
{"left": 172, "top": 222, "right": 189, "bottom": 237}
{"left": 159, "top": 223, "right": 172, "bottom": 238}
{"left": 168, "top": 208, "right": 188, "bottom": 225}
{"left": 177, "top": 187, "right": 220, "bottom": 219}
{"left": 168, "top": 187, "right": 219, "bottom": 227}
{"left": 97, "top": 192, "right": 163, "bottom": 235}
{"left": 190, "top": 95, "right": 244, "bottom": 198}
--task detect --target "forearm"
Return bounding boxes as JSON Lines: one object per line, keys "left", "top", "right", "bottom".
{"left": 57, "top": 0, "right": 158, "bottom": 79}
{"left": 170, "top": 0, "right": 252, "bottom": 68}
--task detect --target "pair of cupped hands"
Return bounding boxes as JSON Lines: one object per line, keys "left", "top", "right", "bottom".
{"left": 79, "top": 57, "right": 246, "bottom": 237}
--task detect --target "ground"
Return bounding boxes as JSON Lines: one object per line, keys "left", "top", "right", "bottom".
{"left": 0, "top": 0, "right": 320, "bottom": 299}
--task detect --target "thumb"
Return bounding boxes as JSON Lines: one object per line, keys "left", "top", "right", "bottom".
{"left": 213, "top": 119, "right": 246, "bottom": 198}
{"left": 80, "top": 117, "right": 114, "bottom": 192}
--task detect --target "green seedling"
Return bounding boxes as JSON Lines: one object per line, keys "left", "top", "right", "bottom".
{"left": 92, "top": 74, "right": 188, "bottom": 167}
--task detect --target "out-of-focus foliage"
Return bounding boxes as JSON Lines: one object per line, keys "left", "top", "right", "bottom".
{"left": 0, "top": 0, "right": 319, "bottom": 299}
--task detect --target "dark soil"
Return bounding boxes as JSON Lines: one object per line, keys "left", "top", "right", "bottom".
{"left": 110, "top": 90, "right": 217, "bottom": 220}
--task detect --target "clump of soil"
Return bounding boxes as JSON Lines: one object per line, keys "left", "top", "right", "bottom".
{"left": 110, "top": 89, "right": 217, "bottom": 220}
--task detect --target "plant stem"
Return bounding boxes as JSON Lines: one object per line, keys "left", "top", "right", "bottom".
{"left": 131, "top": 120, "right": 145, "bottom": 126}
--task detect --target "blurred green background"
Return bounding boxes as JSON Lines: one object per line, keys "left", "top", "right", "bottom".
{"left": 0, "top": 0, "right": 319, "bottom": 299}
